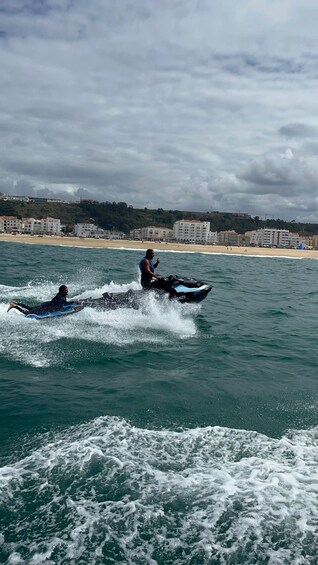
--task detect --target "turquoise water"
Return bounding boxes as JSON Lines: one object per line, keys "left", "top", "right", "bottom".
{"left": 1, "top": 242, "right": 318, "bottom": 564}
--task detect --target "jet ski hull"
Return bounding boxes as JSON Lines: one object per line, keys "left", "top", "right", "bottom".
{"left": 81, "top": 276, "right": 212, "bottom": 310}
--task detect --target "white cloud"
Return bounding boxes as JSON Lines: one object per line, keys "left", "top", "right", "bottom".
{"left": 1, "top": 0, "right": 318, "bottom": 219}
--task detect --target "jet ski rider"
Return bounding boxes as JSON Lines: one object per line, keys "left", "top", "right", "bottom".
{"left": 7, "top": 285, "right": 79, "bottom": 315}
{"left": 139, "top": 249, "right": 162, "bottom": 289}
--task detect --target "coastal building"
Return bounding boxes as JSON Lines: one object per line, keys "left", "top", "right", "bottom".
{"left": 207, "top": 231, "right": 218, "bottom": 244}
{"left": 0, "top": 216, "right": 22, "bottom": 233}
{"left": 0, "top": 214, "right": 62, "bottom": 235}
{"left": 244, "top": 231, "right": 255, "bottom": 245}
{"left": 130, "top": 226, "right": 173, "bottom": 241}
{"left": 22, "top": 218, "right": 42, "bottom": 234}
{"left": 74, "top": 223, "right": 124, "bottom": 239}
{"left": 173, "top": 220, "right": 210, "bottom": 243}
{"left": 237, "top": 233, "right": 249, "bottom": 246}
{"left": 22, "top": 217, "right": 61, "bottom": 235}
{"left": 310, "top": 235, "right": 318, "bottom": 249}
{"left": 288, "top": 233, "right": 301, "bottom": 249}
{"left": 0, "top": 194, "right": 30, "bottom": 202}
{"left": 247, "top": 229, "right": 290, "bottom": 248}
{"left": 74, "top": 223, "right": 98, "bottom": 237}
{"left": 0, "top": 193, "right": 69, "bottom": 203}
{"left": 28, "top": 197, "right": 67, "bottom": 203}
{"left": 218, "top": 230, "right": 239, "bottom": 246}
{"left": 41, "top": 217, "right": 61, "bottom": 235}
{"left": 101, "top": 230, "right": 125, "bottom": 239}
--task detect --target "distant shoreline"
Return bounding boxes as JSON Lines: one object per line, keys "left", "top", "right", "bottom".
{"left": 1, "top": 233, "right": 318, "bottom": 258}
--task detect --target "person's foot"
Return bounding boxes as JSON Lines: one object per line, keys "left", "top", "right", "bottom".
{"left": 7, "top": 301, "right": 17, "bottom": 312}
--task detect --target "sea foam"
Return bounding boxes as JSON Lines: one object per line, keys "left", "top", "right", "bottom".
{"left": 1, "top": 417, "right": 318, "bottom": 564}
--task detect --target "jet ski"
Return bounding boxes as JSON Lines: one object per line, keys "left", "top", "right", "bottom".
{"left": 80, "top": 275, "right": 212, "bottom": 310}
{"left": 158, "top": 275, "right": 212, "bottom": 303}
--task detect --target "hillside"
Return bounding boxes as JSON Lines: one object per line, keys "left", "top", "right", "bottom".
{"left": 1, "top": 199, "right": 318, "bottom": 236}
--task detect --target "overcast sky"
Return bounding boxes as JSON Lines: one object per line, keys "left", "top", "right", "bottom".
{"left": 1, "top": 0, "right": 318, "bottom": 220}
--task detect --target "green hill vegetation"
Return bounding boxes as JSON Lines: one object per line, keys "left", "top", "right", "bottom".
{"left": 1, "top": 199, "right": 317, "bottom": 236}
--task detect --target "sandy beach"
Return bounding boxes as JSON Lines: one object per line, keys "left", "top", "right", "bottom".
{"left": 1, "top": 233, "right": 318, "bottom": 258}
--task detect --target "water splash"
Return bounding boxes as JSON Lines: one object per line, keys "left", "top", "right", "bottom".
{"left": 0, "top": 282, "right": 198, "bottom": 368}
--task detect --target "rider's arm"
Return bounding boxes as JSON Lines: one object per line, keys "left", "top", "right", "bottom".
{"left": 141, "top": 258, "right": 161, "bottom": 279}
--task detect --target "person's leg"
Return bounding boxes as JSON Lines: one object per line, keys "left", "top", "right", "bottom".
{"left": 7, "top": 301, "right": 17, "bottom": 312}
{"left": 7, "top": 302, "right": 31, "bottom": 314}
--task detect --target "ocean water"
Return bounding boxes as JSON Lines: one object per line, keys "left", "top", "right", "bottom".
{"left": 1, "top": 242, "right": 318, "bottom": 564}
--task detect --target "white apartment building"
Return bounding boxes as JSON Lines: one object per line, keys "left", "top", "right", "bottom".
{"left": 207, "top": 231, "right": 218, "bottom": 244}
{"left": 22, "top": 217, "right": 61, "bottom": 235}
{"left": 173, "top": 220, "right": 210, "bottom": 243}
{"left": 74, "top": 223, "right": 96, "bottom": 237}
{"left": 23, "top": 218, "right": 42, "bottom": 234}
{"left": 247, "top": 229, "right": 290, "bottom": 247}
{"left": 74, "top": 223, "right": 124, "bottom": 238}
{"left": 42, "top": 217, "right": 61, "bottom": 235}
{"left": 130, "top": 226, "right": 173, "bottom": 241}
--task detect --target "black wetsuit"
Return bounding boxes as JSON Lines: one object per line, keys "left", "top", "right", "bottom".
{"left": 14, "top": 292, "right": 68, "bottom": 316}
